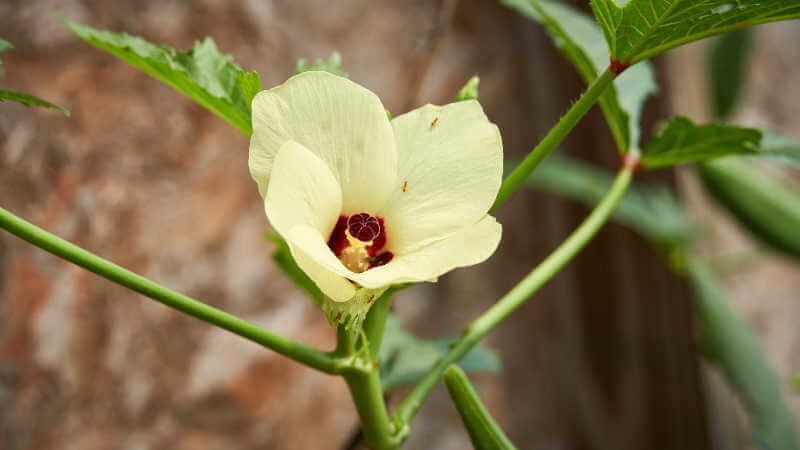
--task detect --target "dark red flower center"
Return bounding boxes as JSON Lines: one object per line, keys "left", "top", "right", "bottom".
{"left": 327, "top": 213, "right": 394, "bottom": 273}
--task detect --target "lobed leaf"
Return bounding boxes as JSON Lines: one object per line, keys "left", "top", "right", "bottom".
{"left": 590, "top": 0, "right": 800, "bottom": 64}
{"left": 379, "top": 314, "right": 501, "bottom": 391}
{"left": 640, "top": 116, "right": 760, "bottom": 169}
{"left": 65, "top": 19, "right": 257, "bottom": 135}
{"left": 501, "top": 0, "right": 657, "bottom": 153}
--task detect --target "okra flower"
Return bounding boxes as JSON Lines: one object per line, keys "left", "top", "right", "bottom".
{"left": 249, "top": 71, "right": 502, "bottom": 325}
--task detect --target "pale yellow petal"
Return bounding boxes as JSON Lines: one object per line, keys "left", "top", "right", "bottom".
{"left": 249, "top": 71, "right": 397, "bottom": 213}
{"left": 379, "top": 101, "right": 502, "bottom": 254}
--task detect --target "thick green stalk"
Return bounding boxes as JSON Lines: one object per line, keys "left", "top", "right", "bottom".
{"left": 0, "top": 205, "right": 338, "bottom": 373}
{"left": 394, "top": 166, "right": 634, "bottom": 429}
{"left": 338, "top": 324, "right": 400, "bottom": 449}
{"left": 444, "top": 365, "right": 517, "bottom": 450}
{"left": 363, "top": 292, "right": 393, "bottom": 361}
{"left": 490, "top": 67, "right": 618, "bottom": 212}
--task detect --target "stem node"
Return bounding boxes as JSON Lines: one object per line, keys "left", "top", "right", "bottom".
{"left": 609, "top": 58, "right": 631, "bottom": 75}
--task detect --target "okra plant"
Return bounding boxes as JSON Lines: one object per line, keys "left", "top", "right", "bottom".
{"left": 2, "top": 1, "right": 800, "bottom": 449}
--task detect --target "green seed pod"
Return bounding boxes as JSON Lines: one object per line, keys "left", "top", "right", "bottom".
{"left": 699, "top": 158, "right": 800, "bottom": 259}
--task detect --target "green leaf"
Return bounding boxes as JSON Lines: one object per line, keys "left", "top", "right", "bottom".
{"left": 501, "top": 0, "right": 658, "bottom": 153}
{"left": 379, "top": 314, "right": 501, "bottom": 391}
{"left": 518, "top": 154, "right": 691, "bottom": 246}
{"left": 265, "top": 231, "right": 324, "bottom": 307}
{"left": 685, "top": 255, "right": 798, "bottom": 450}
{"left": 640, "top": 116, "right": 760, "bottom": 169}
{"left": 237, "top": 70, "right": 262, "bottom": 114}
{"left": 0, "top": 38, "right": 69, "bottom": 115}
{"left": 0, "top": 89, "right": 70, "bottom": 116}
{"left": 444, "top": 365, "right": 517, "bottom": 450}
{"left": 65, "top": 19, "right": 256, "bottom": 135}
{"left": 294, "top": 52, "right": 348, "bottom": 78}
{"left": 708, "top": 28, "right": 753, "bottom": 120}
{"left": 699, "top": 157, "right": 800, "bottom": 259}
{"left": 590, "top": 0, "right": 800, "bottom": 64}
{"left": 456, "top": 75, "right": 480, "bottom": 101}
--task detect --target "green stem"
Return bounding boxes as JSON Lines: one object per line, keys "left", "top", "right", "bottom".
{"left": 0, "top": 205, "right": 338, "bottom": 373}
{"left": 336, "top": 325, "right": 356, "bottom": 356}
{"left": 490, "top": 67, "right": 618, "bottom": 212}
{"left": 393, "top": 166, "right": 634, "bottom": 429}
{"left": 363, "top": 292, "right": 393, "bottom": 361}
{"left": 338, "top": 325, "right": 400, "bottom": 449}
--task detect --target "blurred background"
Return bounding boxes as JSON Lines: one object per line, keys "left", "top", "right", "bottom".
{"left": 1, "top": 1, "right": 799, "bottom": 449}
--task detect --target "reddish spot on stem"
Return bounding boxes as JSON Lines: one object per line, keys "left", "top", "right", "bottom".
{"left": 334, "top": 312, "right": 342, "bottom": 321}
{"left": 610, "top": 58, "right": 631, "bottom": 75}
{"left": 622, "top": 153, "right": 642, "bottom": 172}
{"left": 367, "top": 295, "right": 375, "bottom": 303}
